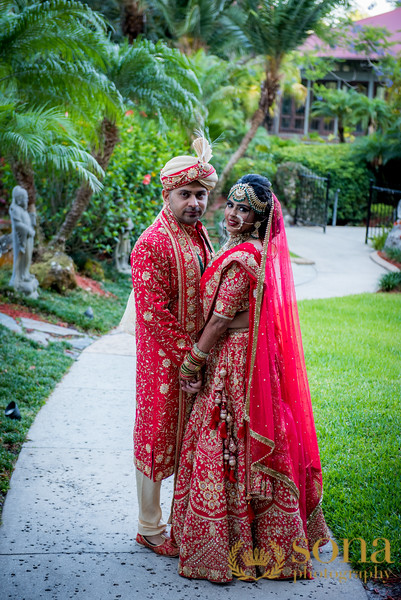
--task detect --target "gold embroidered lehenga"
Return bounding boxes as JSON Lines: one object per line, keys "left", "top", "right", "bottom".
{"left": 172, "top": 199, "right": 329, "bottom": 583}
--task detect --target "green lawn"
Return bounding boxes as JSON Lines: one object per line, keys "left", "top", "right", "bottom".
{"left": 298, "top": 293, "right": 401, "bottom": 573}
{"left": 0, "top": 326, "right": 72, "bottom": 514}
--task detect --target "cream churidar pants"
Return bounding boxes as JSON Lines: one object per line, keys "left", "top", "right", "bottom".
{"left": 135, "top": 468, "right": 167, "bottom": 536}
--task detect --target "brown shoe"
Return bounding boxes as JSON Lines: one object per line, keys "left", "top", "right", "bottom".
{"left": 136, "top": 533, "right": 179, "bottom": 557}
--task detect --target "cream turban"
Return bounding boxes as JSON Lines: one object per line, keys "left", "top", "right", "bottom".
{"left": 160, "top": 137, "right": 218, "bottom": 191}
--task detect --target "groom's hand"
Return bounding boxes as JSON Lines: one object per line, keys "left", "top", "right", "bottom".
{"left": 180, "top": 376, "right": 203, "bottom": 394}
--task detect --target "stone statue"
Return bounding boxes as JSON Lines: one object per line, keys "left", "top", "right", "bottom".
{"left": 9, "top": 185, "right": 39, "bottom": 298}
{"left": 114, "top": 216, "right": 134, "bottom": 274}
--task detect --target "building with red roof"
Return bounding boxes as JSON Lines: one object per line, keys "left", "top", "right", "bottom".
{"left": 272, "top": 7, "right": 401, "bottom": 138}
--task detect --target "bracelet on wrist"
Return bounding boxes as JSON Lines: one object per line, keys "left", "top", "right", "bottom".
{"left": 192, "top": 343, "right": 209, "bottom": 360}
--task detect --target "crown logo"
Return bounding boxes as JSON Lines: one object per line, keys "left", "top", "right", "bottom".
{"left": 242, "top": 547, "right": 271, "bottom": 567}
{"left": 229, "top": 540, "right": 285, "bottom": 581}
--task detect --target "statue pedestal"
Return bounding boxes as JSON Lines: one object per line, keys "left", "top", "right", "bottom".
{"left": 12, "top": 275, "right": 39, "bottom": 299}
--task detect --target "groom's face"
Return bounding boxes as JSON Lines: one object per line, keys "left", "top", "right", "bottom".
{"left": 163, "top": 181, "right": 208, "bottom": 225}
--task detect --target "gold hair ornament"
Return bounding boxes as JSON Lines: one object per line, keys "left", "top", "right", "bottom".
{"left": 228, "top": 183, "right": 269, "bottom": 215}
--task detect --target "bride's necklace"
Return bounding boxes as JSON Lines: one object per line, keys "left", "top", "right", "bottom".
{"left": 209, "top": 233, "right": 253, "bottom": 266}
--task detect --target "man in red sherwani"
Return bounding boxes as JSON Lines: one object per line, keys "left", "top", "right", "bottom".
{"left": 131, "top": 137, "right": 218, "bottom": 556}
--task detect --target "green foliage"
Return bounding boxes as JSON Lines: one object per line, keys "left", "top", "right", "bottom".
{"left": 107, "top": 39, "right": 200, "bottom": 129}
{"left": 0, "top": 102, "right": 104, "bottom": 193}
{"left": 140, "top": 0, "right": 244, "bottom": 57}
{"left": 232, "top": 0, "right": 340, "bottom": 61}
{"left": 384, "top": 247, "right": 401, "bottom": 264}
{"left": 0, "top": 265, "right": 132, "bottom": 334}
{"left": 379, "top": 271, "right": 401, "bottom": 292}
{"left": 271, "top": 143, "right": 372, "bottom": 224}
{"left": 188, "top": 50, "right": 262, "bottom": 142}
{"left": 213, "top": 129, "right": 279, "bottom": 193}
{"left": 299, "top": 293, "right": 401, "bottom": 571}
{"left": 0, "top": 325, "right": 72, "bottom": 501}
{"left": 35, "top": 115, "right": 188, "bottom": 254}
{"left": 352, "top": 119, "right": 401, "bottom": 166}
{"left": 371, "top": 228, "right": 392, "bottom": 251}
{"left": 311, "top": 86, "right": 362, "bottom": 142}
{"left": 0, "top": 0, "right": 121, "bottom": 193}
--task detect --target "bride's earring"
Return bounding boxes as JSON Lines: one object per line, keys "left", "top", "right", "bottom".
{"left": 251, "top": 220, "right": 261, "bottom": 238}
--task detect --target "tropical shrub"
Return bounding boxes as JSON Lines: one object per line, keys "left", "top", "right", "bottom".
{"left": 35, "top": 114, "right": 189, "bottom": 255}
{"left": 379, "top": 271, "right": 401, "bottom": 292}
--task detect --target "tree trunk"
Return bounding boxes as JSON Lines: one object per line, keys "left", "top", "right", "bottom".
{"left": 121, "top": 1, "right": 145, "bottom": 43}
{"left": 210, "top": 70, "right": 280, "bottom": 203}
{"left": 51, "top": 118, "right": 119, "bottom": 249}
{"left": 338, "top": 120, "right": 345, "bottom": 143}
{"left": 10, "top": 160, "right": 36, "bottom": 213}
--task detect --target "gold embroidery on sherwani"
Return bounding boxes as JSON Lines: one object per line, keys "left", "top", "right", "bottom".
{"left": 132, "top": 207, "right": 213, "bottom": 481}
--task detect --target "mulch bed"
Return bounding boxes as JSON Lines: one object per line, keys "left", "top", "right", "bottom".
{"left": 75, "top": 275, "right": 116, "bottom": 298}
{"left": 0, "top": 303, "right": 69, "bottom": 326}
{"left": 0, "top": 275, "right": 115, "bottom": 325}
{"left": 378, "top": 251, "right": 401, "bottom": 270}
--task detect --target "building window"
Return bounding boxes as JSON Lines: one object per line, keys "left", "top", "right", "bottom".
{"left": 294, "top": 118, "right": 304, "bottom": 130}
{"left": 281, "top": 97, "right": 292, "bottom": 115}
{"left": 281, "top": 116, "right": 291, "bottom": 129}
{"left": 323, "top": 119, "right": 334, "bottom": 132}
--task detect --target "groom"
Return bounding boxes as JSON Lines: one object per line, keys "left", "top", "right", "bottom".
{"left": 131, "top": 138, "right": 217, "bottom": 556}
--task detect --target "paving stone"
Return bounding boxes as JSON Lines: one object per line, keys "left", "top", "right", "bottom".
{"left": 20, "top": 318, "right": 84, "bottom": 337}
{"left": 66, "top": 335, "right": 95, "bottom": 351}
{"left": 23, "top": 329, "right": 51, "bottom": 346}
{"left": 0, "top": 312, "right": 23, "bottom": 334}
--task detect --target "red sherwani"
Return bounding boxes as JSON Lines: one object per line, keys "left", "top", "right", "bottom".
{"left": 131, "top": 206, "right": 213, "bottom": 482}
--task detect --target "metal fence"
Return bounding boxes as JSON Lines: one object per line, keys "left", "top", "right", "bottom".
{"left": 295, "top": 171, "right": 331, "bottom": 232}
{"left": 365, "top": 180, "right": 401, "bottom": 244}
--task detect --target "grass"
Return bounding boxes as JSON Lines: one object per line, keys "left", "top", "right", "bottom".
{"left": 0, "top": 325, "right": 72, "bottom": 514}
{"left": 0, "top": 265, "right": 132, "bottom": 334}
{"left": 298, "top": 293, "right": 401, "bottom": 573}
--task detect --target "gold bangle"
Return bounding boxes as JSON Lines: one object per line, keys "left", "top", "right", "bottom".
{"left": 192, "top": 343, "right": 209, "bottom": 360}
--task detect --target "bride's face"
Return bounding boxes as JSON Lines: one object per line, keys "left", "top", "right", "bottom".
{"left": 225, "top": 197, "right": 255, "bottom": 235}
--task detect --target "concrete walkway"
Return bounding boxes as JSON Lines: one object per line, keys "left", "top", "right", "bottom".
{"left": 286, "top": 225, "right": 388, "bottom": 300}
{"left": 0, "top": 226, "right": 386, "bottom": 600}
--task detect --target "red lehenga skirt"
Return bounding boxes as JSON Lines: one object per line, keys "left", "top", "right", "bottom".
{"left": 172, "top": 329, "right": 329, "bottom": 583}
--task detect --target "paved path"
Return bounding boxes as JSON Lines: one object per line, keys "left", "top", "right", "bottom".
{"left": 1, "top": 225, "right": 385, "bottom": 599}
{"left": 286, "top": 225, "right": 388, "bottom": 300}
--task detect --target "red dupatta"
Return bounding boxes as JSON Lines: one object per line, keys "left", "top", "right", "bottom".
{"left": 245, "top": 195, "right": 323, "bottom": 529}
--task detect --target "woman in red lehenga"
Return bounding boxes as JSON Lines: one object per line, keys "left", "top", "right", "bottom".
{"left": 172, "top": 174, "right": 329, "bottom": 583}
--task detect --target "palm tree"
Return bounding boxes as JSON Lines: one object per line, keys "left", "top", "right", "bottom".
{"left": 352, "top": 95, "right": 394, "bottom": 135}
{"left": 210, "top": 0, "right": 342, "bottom": 200}
{"left": 0, "top": 0, "right": 121, "bottom": 210}
{"left": 143, "top": 0, "right": 242, "bottom": 57}
{"left": 311, "top": 86, "right": 361, "bottom": 142}
{"left": 0, "top": 101, "right": 104, "bottom": 198}
{"left": 51, "top": 39, "right": 200, "bottom": 248}
{"left": 188, "top": 49, "right": 262, "bottom": 142}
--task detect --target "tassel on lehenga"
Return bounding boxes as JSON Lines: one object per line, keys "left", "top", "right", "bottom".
{"left": 208, "top": 368, "right": 245, "bottom": 485}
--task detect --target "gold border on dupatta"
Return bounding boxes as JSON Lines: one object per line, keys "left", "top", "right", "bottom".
{"left": 252, "top": 463, "right": 300, "bottom": 499}
{"left": 244, "top": 198, "right": 274, "bottom": 420}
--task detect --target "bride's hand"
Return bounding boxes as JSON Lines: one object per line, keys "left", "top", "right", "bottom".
{"left": 180, "top": 376, "right": 203, "bottom": 394}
